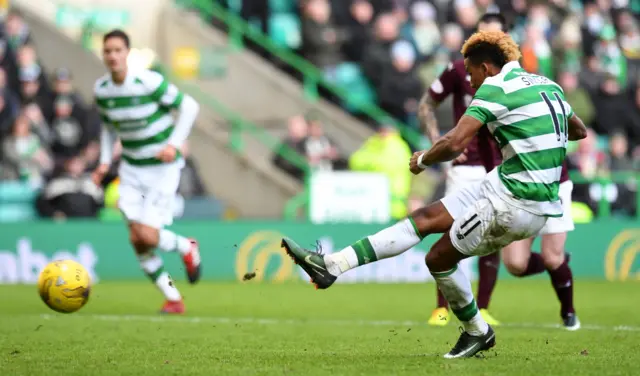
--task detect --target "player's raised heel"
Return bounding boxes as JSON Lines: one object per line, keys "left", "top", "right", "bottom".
{"left": 182, "top": 239, "right": 201, "bottom": 284}
{"left": 444, "top": 325, "right": 496, "bottom": 359}
{"left": 281, "top": 237, "right": 337, "bottom": 290}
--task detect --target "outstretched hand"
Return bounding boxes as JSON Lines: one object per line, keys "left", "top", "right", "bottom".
{"left": 409, "top": 151, "right": 427, "bottom": 175}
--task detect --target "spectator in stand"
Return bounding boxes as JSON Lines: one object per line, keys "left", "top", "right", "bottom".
{"left": 360, "top": 12, "right": 400, "bottom": 87}
{"left": 0, "top": 111, "right": 52, "bottom": 187}
{"left": 0, "top": 67, "right": 19, "bottom": 114}
{"left": 177, "top": 142, "right": 207, "bottom": 198}
{"left": 349, "top": 121, "right": 412, "bottom": 220}
{"left": 554, "top": 16, "right": 584, "bottom": 77}
{"left": 606, "top": 132, "right": 637, "bottom": 217}
{"left": 49, "top": 96, "right": 88, "bottom": 162}
{"left": 5, "top": 11, "right": 32, "bottom": 51}
{"left": 421, "top": 23, "right": 464, "bottom": 82}
{"left": 35, "top": 154, "right": 103, "bottom": 219}
{"left": 18, "top": 64, "right": 52, "bottom": 120}
{"left": 16, "top": 44, "right": 51, "bottom": 100}
{"left": 301, "top": 0, "right": 348, "bottom": 78}
{"left": 593, "top": 73, "right": 636, "bottom": 137}
{"left": 376, "top": 40, "right": 423, "bottom": 124}
{"left": 403, "top": 1, "right": 440, "bottom": 59}
{"left": 343, "top": 0, "right": 375, "bottom": 62}
{"left": 521, "top": 21, "right": 553, "bottom": 77}
{"left": 273, "top": 115, "right": 308, "bottom": 180}
{"left": 616, "top": 9, "right": 640, "bottom": 59}
{"left": 22, "top": 100, "right": 51, "bottom": 145}
{"left": 239, "top": 0, "right": 269, "bottom": 51}
{"left": 0, "top": 37, "right": 20, "bottom": 93}
{"left": 558, "top": 70, "right": 595, "bottom": 127}
{"left": 304, "top": 111, "right": 346, "bottom": 171}
{"left": 0, "top": 89, "right": 18, "bottom": 135}
{"left": 48, "top": 68, "right": 88, "bottom": 123}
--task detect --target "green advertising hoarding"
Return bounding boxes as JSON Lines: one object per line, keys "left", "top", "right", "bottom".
{"left": 0, "top": 221, "right": 638, "bottom": 284}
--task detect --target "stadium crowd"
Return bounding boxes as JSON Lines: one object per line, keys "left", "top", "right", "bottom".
{"left": 0, "top": 11, "right": 206, "bottom": 222}
{"left": 255, "top": 0, "right": 640, "bottom": 218}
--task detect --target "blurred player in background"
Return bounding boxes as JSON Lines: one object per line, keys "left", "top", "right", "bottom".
{"left": 282, "top": 30, "right": 587, "bottom": 358}
{"left": 418, "top": 12, "right": 507, "bottom": 327}
{"left": 91, "top": 30, "right": 201, "bottom": 314}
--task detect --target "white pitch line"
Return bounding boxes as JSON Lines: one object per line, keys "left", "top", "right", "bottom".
{"left": 38, "top": 314, "right": 640, "bottom": 333}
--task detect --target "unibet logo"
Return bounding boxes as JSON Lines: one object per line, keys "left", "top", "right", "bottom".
{"left": 0, "top": 238, "right": 99, "bottom": 284}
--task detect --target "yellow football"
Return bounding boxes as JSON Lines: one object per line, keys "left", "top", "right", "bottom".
{"left": 37, "top": 260, "right": 91, "bottom": 313}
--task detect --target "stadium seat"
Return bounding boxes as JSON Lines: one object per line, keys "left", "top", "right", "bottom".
{"left": 269, "top": 0, "right": 295, "bottom": 13}
{"left": 331, "top": 62, "right": 376, "bottom": 112}
{"left": 268, "top": 13, "right": 301, "bottom": 49}
{"left": 597, "top": 135, "right": 609, "bottom": 151}
{"left": 0, "top": 181, "right": 38, "bottom": 222}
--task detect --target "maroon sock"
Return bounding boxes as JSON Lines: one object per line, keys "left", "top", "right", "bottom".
{"left": 517, "top": 252, "right": 546, "bottom": 277}
{"left": 547, "top": 260, "right": 575, "bottom": 317}
{"left": 476, "top": 253, "right": 500, "bottom": 309}
{"left": 437, "top": 287, "right": 448, "bottom": 309}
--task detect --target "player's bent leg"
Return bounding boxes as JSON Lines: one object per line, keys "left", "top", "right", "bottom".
{"left": 501, "top": 238, "right": 536, "bottom": 276}
{"left": 282, "top": 201, "right": 454, "bottom": 289}
{"left": 541, "top": 232, "right": 579, "bottom": 330}
{"left": 476, "top": 252, "right": 501, "bottom": 326}
{"left": 128, "top": 223, "right": 184, "bottom": 313}
{"left": 425, "top": 233, "right": 495, "bottom": 358}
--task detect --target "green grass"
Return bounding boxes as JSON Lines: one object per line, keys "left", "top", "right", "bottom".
{"left": 0, "top": 280, "right": 639, "bottom": 375}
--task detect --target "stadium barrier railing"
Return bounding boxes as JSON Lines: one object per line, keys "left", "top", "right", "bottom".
{"left": 177, "top": 0, "right": 429, "bottom": 151}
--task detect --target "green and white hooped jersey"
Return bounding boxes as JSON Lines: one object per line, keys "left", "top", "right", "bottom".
{"left": 94, "top": 69, "right": 184, "bottom": 166}
{"left": 464, "top": 61, "right": 573, "bottom": 217}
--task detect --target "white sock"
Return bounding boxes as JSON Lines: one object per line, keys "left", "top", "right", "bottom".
{"left": 157, "top": 229, "right": 192, "bottom": 255}
{"left": 431, "top": 265, "right": 488, "bottom": 336}
{"left": 325, "top": 218, "right": 422, "bottom": 276}
{"left": 138, "top": 254, "right": 182, "bottom": 302}
{"left": 156, "top": 272, "right": 182, "bottom": 302}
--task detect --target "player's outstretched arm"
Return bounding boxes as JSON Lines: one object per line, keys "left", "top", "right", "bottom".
{"left": 167, "top": 93, "right": 199, "bottom": 148}
{"left": 567, "top": 114, "right": 587, "bottom": 141}
{"left": 418, "top": 93, "right": 441, "bottom": 142}
{"left": 92, "top": 125, "right": 116, "bottom": 185}
{"left": 409, "top": 115, "right": 483, "bottom": 174}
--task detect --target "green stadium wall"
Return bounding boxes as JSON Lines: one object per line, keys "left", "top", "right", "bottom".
{"left": 0, "top": 221, "right": 638, "bottom": 284}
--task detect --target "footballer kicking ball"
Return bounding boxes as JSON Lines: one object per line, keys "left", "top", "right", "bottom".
{"left": 37, "top": 260, "right": 91, "bottom": 313}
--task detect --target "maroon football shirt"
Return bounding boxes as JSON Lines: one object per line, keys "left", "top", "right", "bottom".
{"left": 427, "top": 59, "right": 569, "bottom": 182}
{"left": 428, "top": 59, "right": 501, "bottom": 167}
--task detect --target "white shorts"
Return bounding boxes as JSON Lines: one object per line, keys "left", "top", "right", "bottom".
{"left": 538, "top": 181, "right": 574, "bottom": 235}
{"left": 441, "top": 178, "right": 547, "bottom": 257}
{"left": 118, "top": 160, "right": 184, "bottom": 229}
{"left": 445, "top": 165, "right": 487, "bottom": 196}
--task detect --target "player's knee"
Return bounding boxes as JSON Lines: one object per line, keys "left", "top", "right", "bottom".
{"left": 129, "top": 225, "right": 157, "bottom": 251}
{"left": 128, "top": 230, "right": 141, "bottom": 248}
{"left": 136, "top": 227, "right": 159, "bottom": 249}
{"left": 425, "top": 247, "right": 451, "bottom": 273}
{"left": 502, "top": 255, "right": 528, "bottom": 277}
{"left": 425, "top": 250, "right": 439, "bottom": 272}
{"left": 541, "top": 248, "right": 564, "bottom": 270}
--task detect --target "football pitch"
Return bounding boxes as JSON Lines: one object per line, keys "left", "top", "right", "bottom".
{"left": 1, "top": 280, "right": 638, "bottom": 376}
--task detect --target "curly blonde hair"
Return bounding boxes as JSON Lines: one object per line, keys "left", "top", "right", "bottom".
{"left": 460, "top": 30, "right": 521, "bottom": 63}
